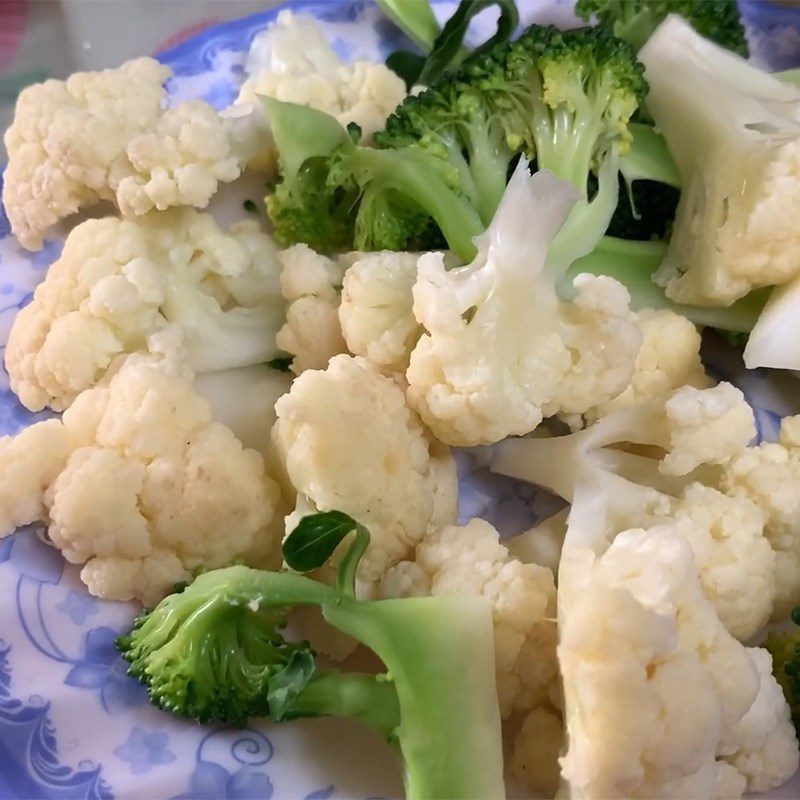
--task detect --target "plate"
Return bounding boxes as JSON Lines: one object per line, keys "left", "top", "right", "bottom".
{"left": 2, "top": 1, "right": 800, "bottom": 798}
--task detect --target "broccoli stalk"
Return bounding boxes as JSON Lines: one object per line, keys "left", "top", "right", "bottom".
{"left": 765, "top": 609, "right": 800, "bottom": 735}
{"left": 118, "top": 511, "right": 505, "bottom": 800}
{"left": 576, "top": 0, "right": 749, "bottom": 56}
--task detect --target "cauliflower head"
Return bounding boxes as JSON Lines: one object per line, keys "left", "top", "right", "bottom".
{"left": 381, "top": 518, "right": 558, "bottom": 718}
{"left": 273, "top": 354, "right": 457, "bottom": 595}
{"left": 2, "top": 58, "right": 258, "bottom": 249}
{"left": 6, "top": 210, "right": 283, "bottom": 411}
{"left": 0, "top": 356, "right": 281, "bottom": 604}
{"left": 406, "top": 163, "right": 640, "bottom": 446}
{"left": 339, "top": 251, "right": 422, "bottom": 373}
{"left": 722, "top": 414, "right": 800, "bottom": 618}
{"left": 274, "top": 244, "right": 348, "bottom": 375}
{"left": 235, "top": 11, "right": 406, "bottom": 171}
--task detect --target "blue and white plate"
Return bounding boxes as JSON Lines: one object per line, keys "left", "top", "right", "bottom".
{"left": 2, "top": 2, "right": 800, "bottom": 798}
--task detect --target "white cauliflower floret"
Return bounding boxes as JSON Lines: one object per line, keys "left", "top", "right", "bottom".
{"left": 2, "top": 58, "right": 259, "bottom": 249}
{"left": 511, "top": 706, "right": 564, "bottom": 797}
{"left": 381, "top": 518, "right": 557, "bottom": 718}
{"left": 718, "top": 648, "right": 800, "bottom": 794}
{"left": 0, "top": 356, "right": 281, "bottom": 604}
{"left": 406, "top": 162, "right": 640, "bottom": 446}
{"left": 5, "top": 210, "right": 283, "bottom": 411}
{"left": 581, "top": 308, "right": 709, "bottom": 425}
{"left": 275, "top": 244, "right": 348, "bottom": 374}
{"left": 558, "top": 501, "right": 770, "bottom": 799}
{"left": 235, "top": 11, "right": 406, "bottom": 171}
{"left": 273, "top": 355, "right": 457, "bottom": 595}
{"left": 339, "top": 251, "right": 422, "bottom": 373}
{"left": 640, "top": 17, "right": 800, "bottom": 305}
{"left": 672, "top": 484, "right": 775, "bottom": 642}
{"left": 722, "top": 414, "right": 800, "bottom": 617}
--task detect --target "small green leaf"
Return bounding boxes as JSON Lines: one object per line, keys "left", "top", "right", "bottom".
{"left": 267, "top": 356, "right": 294, "bottom": 373}
{"left": 283, "top": 511, "right": 361, "bottom": 572}
{"left": 386, "top": 50, "right": 427, "bottom": 89}
{"left": 267, "top": 647, "right": 317, "bottom": 721}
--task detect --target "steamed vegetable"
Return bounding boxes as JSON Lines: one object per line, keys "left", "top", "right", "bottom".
{"left": 118, "top": 511, "right": 506, "bottom": 800}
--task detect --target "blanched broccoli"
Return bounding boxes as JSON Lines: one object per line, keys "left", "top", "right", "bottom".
{"left": 265, "top": 25, "right": 647, "bottom": 261}
{"left": 576, "top": 0, "right": 749, "bottom": 56}
{"left": 118, "top": 511, "right": 505, "bottom": 800}
{"left": 765, "top": 609, "right": 800, "bottom": 734}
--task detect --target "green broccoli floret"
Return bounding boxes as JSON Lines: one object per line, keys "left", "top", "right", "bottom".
{"left": 576, "top": 0, "right": 748, "bottom": 56}
{"left": 765, "top": 609, "right": 800, "bottom": 734}
{"left": 118, "top": 511, "right": 504, "bottom": 800}
{"left": 565, "top": 235, "right": 768, "bottom": 332}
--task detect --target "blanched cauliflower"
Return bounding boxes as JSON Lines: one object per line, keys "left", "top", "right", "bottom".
{"left": 0, "top": 356, "right": 281, "bottom": 603}
{"left": 273, "top": 355, "right": 457, "bottom": 596}
{"left": 2, "top": 58, "right": 259, "bottom": 249}
{"left": 580, "top": 308, "right": 709, "bottom": 425}
{"left": 339, "top": 251, "right": 422, "bottom": 373}
{"left": 641, "top": 17, "right": 800, "bottom": 305}
{"left": 275, "top": 244, "right": 348, "bottom": 375}
{"left": 236, "top": 10, "right": 406, "bottom": 171}
{"left": 558, "top": 500, "right": 797, "bottom": 799}
{"left": 722, "top": 415, "right": 800, "bottom": 617}
{"left": 6, "top": 210, "right": 283, "bottom": 411}
{"left": 381, "top": 518, "right": 557, "bottom": 718}
{"left": 511, "top": 706, "right": 564, "bottom": 797}
{"left": 406, "top": 162, "right": 640, "bottom": 446}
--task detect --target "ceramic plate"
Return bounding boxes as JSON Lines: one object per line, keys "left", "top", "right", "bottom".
{"left": 2, "top": 1, "right": 800, "bottom": 797}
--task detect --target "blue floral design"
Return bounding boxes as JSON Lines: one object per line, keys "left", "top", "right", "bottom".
{"left": 174, "top": 761, "right": 273, "bottom": 800}
{"left": 64, "top": 627, "right": 147, "bottom": 714}
{"left": 1, "top": 527, "right": 64, "bottom": 583}
{"left": 114, "top": 728, "right": 176, "bottom": 775}
{"left": 56, "top": 590, "right": 100, "bottom": 625}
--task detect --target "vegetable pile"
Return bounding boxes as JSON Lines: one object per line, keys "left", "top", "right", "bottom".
{"left": 2, "top": 0, "right": 800, "bottom": 798}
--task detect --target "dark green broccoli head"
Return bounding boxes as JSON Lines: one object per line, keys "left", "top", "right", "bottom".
{"left": 117, "top": 566, "right": 319, "bottom": 726}
{"left": 765, "top": 610, "right": 800, "bottom": 734}
{"left": 576, "top": 0, "right": 748, "bottom": 56}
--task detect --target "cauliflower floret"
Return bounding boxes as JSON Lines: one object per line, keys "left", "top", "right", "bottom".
{"left": 275, "top": 244, "right": 348, "bottom": 374}
{"left": 722, "top": 414, "right": 800, "bottom": 617}
{"left": 381, "top": 518, "right": 557, "bottom": 717}
{"left": 511, "top": 706, "right": 564, "bottom": 797}
{"left": 235, "top": 11, "right": 406, "bottom": 171}
{"left": 5, "top": 210, "right": 283, "bottom": 412}
{"left": 581, "top": 308, "right": 709, "bottom": 425}
{"left": 672, "top": 484, "right": 775, "bottom": 642}
{"left": 273, "top": 355, "right": 457, "bottom": 596}
{"left": 2, "top": 59, "right": 259, "bottom": 249}
{"left": 0, "top": 355, "right": 281, "bottom": 604}
{"left": 406, "top": 162, "right": 640, "bottom": 446}
{"left": 559, "top": 508, "right": 768, "bottom": 799}
{"left": 339, "top": 251, "right": 422, "bottom": 373}
{"left": 640, "top": 17, "right": 800, "bottom": 305}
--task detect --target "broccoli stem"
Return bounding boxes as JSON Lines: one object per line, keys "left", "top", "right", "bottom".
{"left": 324, "top": 596, "right": 505, "bottom": 800}
{"left": 287, "top": 671, "right": 401, "bottom": 740}
{"left": 462, "top": 119, "right": 516, "bottom": 224}
{"left": 375, "top": 0, "right": 442, "bottom": 51}
{"left": 564, "top": 236, "right": 769, "bottom": 332}
{"left": 621, "top": 123, "right": 682, "bottom": 188}
{"left": 344, "top": 147, "right": 484, "bottom": 261}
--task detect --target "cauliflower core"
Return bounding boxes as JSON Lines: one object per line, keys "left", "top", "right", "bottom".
{"left": 0, "top": 356, "right": 281, "bottom": 604}
{"left": 273, "top": 355, "right": 457, "bottom": 595}
{"left": 2, "top": 58, "right": 257, "bottom": 249}
{"left": 6, "top": 209, "right": 283, "bottom": 412}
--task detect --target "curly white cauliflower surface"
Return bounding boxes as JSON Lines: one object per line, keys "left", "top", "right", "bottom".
{"left": 5, "top": 210, "right": 283, "bottom": 412}
{"left": 339, "top": 251, "right": 422, "bottom": 373}
{"left": 236, "top": 10, "right": 406, "bottom": 171}
{"left": 381, "top": 518, "right": 557, "bottom": 718}
{"left": 511, "top": 706, "right": 565, "bottom": 797}
{"left": 2, "top": 58, "right": 259, "bottom": 249}
{"left": 0, "top": 356, "right": 281, "bottom": 604}
{"left": 558, "top": 502, "right": 798, "bottom": 799}
{"left": 274, "top": 244, "right": 348, "bottom": 374}
{"left": 273, "top": 355, "right": 457, "bottom": 595}
{"left": 406, "top": 162, "right": 641, "bottom": 446}
{"left": 722, "top": 415, "right": 800, "bottom": 618}
{"left": 580, "top": 308, "right": 709, "bottom": 425}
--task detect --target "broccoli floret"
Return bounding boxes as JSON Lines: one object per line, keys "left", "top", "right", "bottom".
{"left": 765, "top": 609, "right": 800, "bottom": 734}
{"left": 576, "top": 0, "right": 748, "bottom": 56}
{"left": 118, "top": 511, "right": 504, "bottom": 800}
{"left": 565, "top": 235, "right": 768, "bottom": 332}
